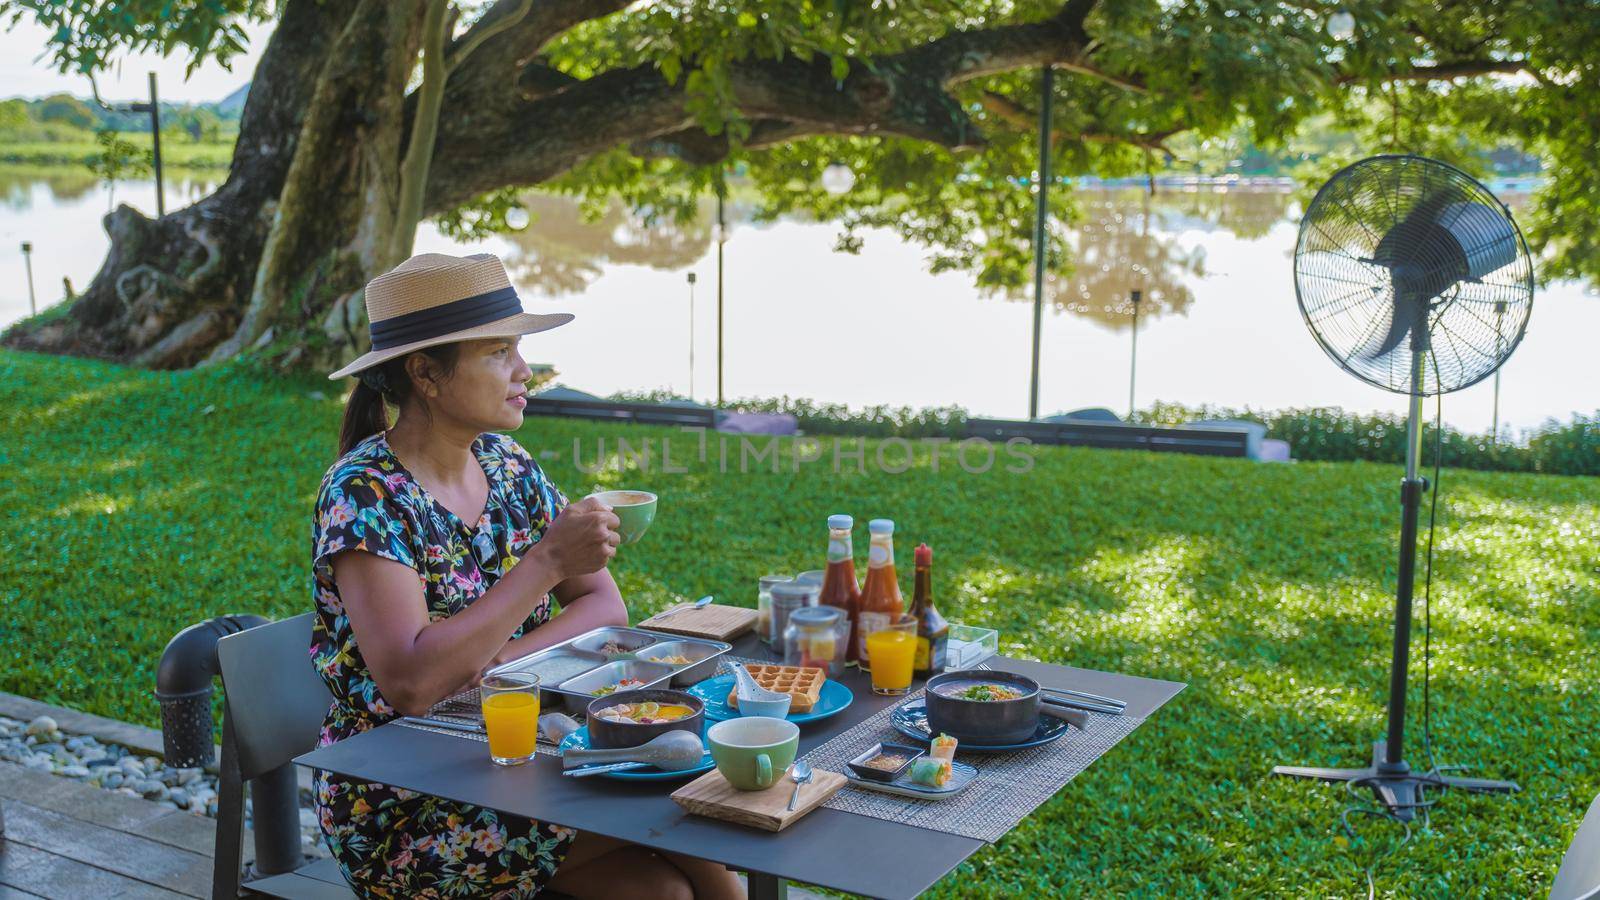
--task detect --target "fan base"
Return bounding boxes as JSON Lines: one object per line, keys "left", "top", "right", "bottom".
{"left": 1273, "top": 741, "right": 1519, "bottom": 821}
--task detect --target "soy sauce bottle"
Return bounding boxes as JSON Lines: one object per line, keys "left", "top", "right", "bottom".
{"left": 910, "top": 543, "right": 948, "bottom": 677}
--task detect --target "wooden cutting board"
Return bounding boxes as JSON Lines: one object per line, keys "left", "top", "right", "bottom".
{"left": 671, "top": 768, "right": 845, "bottom": 832}
{"left": 638, "top": 603, "right": 757, "bottom": 641}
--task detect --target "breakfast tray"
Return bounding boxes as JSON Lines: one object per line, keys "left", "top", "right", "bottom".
{"left": 800, "top": 686, "right": 1144, "bottom": 843}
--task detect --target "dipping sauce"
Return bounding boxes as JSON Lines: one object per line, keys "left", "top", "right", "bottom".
{"left": 933, "top": 680, "right": 1027, "bottom": 702}
{"left": 593, "top": 701, "right": 695, "bottom": 725}
{"left": 862, "top": 752, "right": 911, "bottom": 771}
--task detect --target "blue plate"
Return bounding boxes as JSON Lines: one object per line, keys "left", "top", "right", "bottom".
{"left": 557, "top": 726, "right": 714, "bottom": 781}
{"left": 687, "top": 673, "right": 854, "bottom": 724}
{"left": 890, "top": 699, "right": 1068, "bottom": 751}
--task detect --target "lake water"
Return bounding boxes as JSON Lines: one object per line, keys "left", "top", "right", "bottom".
{"left": 2, "top": 168, "right": 1595, "bottom": 434}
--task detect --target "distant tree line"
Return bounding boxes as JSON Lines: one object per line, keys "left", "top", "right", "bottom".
{"left": 0, "top": 92, "right": 240, "bottom": 144}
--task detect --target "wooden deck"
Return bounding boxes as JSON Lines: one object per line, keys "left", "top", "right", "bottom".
{"left": 0, "top": 760, "right": 220, "bottom": 897}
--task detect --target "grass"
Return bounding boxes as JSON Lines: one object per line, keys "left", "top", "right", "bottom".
{"left": 1, "top": 348, "right": 1596, "bottom": 896}
{"left": 0, "top": 136, "right": 235, "bottom": 169}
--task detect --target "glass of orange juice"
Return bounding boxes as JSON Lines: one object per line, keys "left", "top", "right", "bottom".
{"left": 865, "top": 617, "right": 917, "bottom": 696}
{"left": 480, "top": 673, "right": 540, "bottom": 765}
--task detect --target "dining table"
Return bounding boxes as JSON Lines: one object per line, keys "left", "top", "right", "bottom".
{"left": 296, "top": 630, "right": 1185, "bottom": 899}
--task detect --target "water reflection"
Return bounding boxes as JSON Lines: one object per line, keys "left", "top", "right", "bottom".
{"left": 500, "top": 187, "right": 1301, "bottom": 332}
{"left": 4, "top": 167, "right": 1591, "bottom": 432}
{"left": 497, "top": 193, "right": 712, "bottom": 294}
{"left": 0, "top": 170, "right": 217, "bottom": 213}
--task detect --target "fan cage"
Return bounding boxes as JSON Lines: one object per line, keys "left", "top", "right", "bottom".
{"left": 1294, "top": 154, "right": 1533, "bottom": 397}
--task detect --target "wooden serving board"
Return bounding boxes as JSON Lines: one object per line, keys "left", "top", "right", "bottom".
{"left": 671, "top": 768, "right": 846, "bottom": 832}
{"left": 638, "top": 603, "right": 757, "bottom": 641}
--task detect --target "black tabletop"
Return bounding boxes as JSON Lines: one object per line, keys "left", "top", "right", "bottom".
{"left": 297, "top": 633, "right": 1184, "bottom": 899}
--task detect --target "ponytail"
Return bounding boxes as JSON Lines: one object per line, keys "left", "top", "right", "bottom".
{"left": 335, "top": 343, "right": 464, "bottom": 459}
{"left": 338, "top": 379, "right": 391, "bottom": 457}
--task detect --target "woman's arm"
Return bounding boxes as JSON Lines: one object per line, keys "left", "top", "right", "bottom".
{"left": 333, "top": 496, "right": 620, "bottom": 716}
{"left": 489, "top": 568, "right": 628, "bottom": 666}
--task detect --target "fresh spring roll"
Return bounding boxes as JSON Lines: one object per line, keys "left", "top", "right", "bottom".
{"left": 908, "top": 756, "right": 951, "bottom": 787}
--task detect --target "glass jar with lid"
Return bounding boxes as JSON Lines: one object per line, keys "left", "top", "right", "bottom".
{"left": 770, "top": 580, "right": 818, "bottom": 654}
{"left": 757, "top": 574, "right": 792, "bottom": 645}
{"left": 783, "top": 605, "right": 847, "bottom": 678}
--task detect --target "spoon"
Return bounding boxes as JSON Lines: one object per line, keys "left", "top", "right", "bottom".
{"left": 732, "top": 663, "right": 789, "bottom": 703}
{"left": 561, "top": 730, "right": 706, "bottom": 771}
{"left": 654, "top": 595, "right": 714, "bottom": 622}
{"left": 538, "top": 713, "right": 582, "bottom": 744}
{"left": 787, "top": 759, "right": 813, "bottom": 812}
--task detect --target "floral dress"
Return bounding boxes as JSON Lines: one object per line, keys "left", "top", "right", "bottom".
{"left": 309, "top": 430, "right": 577, "bottom": 898}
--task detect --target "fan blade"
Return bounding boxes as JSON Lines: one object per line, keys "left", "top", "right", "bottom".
{"left": 1436, "top": 202, "right": 1518, "bottom": 280}
{"left": 1361, "top": 291, "right": 1427, "bottom": 360}
{"left": 1365, "top": 300, "right": 1411, "bottom": 359}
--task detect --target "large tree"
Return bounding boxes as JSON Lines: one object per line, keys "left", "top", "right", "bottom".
{"left": 3, "top": 0, "right": 1596, "bottom": 372}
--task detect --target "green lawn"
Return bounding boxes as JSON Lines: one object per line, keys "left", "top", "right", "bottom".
{"left": 1, "top": 348, "right": 1596, "bottom": 896}
{"left": 0, "top": 136, "right": 234, "bottom": 169}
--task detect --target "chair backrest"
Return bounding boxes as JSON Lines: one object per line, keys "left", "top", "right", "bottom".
{"left": 216, "top": 613, "right": 332, "bottom": 781}
{"left": 1551, "top": 794, "right": 1600, "bottom": 900}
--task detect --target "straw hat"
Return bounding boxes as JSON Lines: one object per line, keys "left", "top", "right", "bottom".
{"left": 327, "top": 252, "right": 572, "bottom": 380}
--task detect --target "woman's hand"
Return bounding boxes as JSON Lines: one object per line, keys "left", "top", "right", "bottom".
{"left": 533, "top": 496, "right": 621, "bottom": 579}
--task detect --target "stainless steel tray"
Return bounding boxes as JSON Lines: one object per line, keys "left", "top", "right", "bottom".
{"left": 558, "top": 659, "right": 677, "bottom": 699}
{"left": 491, "top": 649, "right": 607, "bottom": 688}
{"left": 633, "top": 639, "right": 728, "bottom": 687}
{"left": 486, "top": 625, "right": 732, "bottom": 712}
{"left": 569, "top": 627, "right": 659, "bottom": 658}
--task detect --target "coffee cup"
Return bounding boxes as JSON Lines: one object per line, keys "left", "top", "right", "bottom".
{"left": 706, "top": 717, "right": 798, "bottom": 791}
{"left": 587, "top": 490, "right": 657, "bottom": 544}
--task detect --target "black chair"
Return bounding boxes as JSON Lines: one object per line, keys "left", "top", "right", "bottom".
{"left": 214, "top": 613, "right": 354, "bottom": 898}
{"left": 1551, "top": 794, "right": 1600, "bottom": 900}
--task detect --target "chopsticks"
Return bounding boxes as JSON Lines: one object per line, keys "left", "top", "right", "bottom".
{"left": 401, "top": 716, "right": 485, "bottom": 734}
{"left": 563, "top": 762, "right": 648, "bottom": 777}
{"left": 1039, "top": 687, "right": 1127, "bottom": 717}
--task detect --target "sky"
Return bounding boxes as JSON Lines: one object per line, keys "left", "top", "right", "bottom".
{"left": 0, "top": 16, "right": 273, "bottom": 104}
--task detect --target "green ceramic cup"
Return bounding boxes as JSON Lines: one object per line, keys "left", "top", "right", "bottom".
{"left": 707, "top": 717, "right": 799, "bottom": 791}
{"left": 589, "top": 490, "right": 657, "bottom": 545}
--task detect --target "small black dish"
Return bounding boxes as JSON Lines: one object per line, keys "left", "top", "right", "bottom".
{"left": 846, "top": 742, "right": 925, "bottom": 782}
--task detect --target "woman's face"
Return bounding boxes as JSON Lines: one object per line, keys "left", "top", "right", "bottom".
{"left": 418, "top": 338, "right": 534, "bottom": 432}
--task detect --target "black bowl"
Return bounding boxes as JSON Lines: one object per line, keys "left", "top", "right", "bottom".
{"left": 846, "top": 742, "right": 925, "bottom": 782}
{"left": 924, "top": 670, "right": 1041, "bottom": 746}
{"left": 585, "top": 689, "right": 705, "bottom": 750}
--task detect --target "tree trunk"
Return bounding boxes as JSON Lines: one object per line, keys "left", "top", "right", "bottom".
{"left": 206, "top": 0, "right": 426, "bottom": 370}
{"left": 0, "top": 0, "right": 359, "bottom": 368}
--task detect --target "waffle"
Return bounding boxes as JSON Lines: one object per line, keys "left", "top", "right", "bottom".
{"left": 726, "top": 664, "right": 825, "bottom": 714}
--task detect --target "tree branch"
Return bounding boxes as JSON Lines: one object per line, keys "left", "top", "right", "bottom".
{"left": 1338, "top": 58, "right": 1531, "bottom": 84}
{"left": 445, "top": 0, "right": 533, "bottom": 72}
{"left": 978, "top": 91, "right": 1180, "bottom": 156}
{"left": 426, "top": 1, "right": 1105, "bottom": 210}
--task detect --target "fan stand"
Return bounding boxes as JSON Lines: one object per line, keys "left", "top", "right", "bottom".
{"left": 1272, "top": 348, "right": 1520, "bottom": 820}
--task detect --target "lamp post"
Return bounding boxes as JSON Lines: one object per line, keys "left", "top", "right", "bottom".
{"left": 687, "top": 271, "right": 697, "bottom": 399}
{"left": 126, "top": 73, "right": 166, "bottom": 217}
{"left": 20, "top": 241, "right": 37, "bottom": 315}
{"left": 1491, "top": 299, "right": 1506, "bottom": 445}
{"left": 715, "top": 185, "right": 726, "bottom": 406}
{"left": 1128, "top": 290, "right": 1142, "bottom": 418}
{"left": 1028, "top": 65, "right": 1053, "bottom": 420}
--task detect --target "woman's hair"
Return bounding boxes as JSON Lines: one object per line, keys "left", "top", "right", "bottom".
{"left": 338, "top": 343, "right": 463, "bottom": 457}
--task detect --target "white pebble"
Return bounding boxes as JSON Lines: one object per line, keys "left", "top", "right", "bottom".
{"left": 25, "top": 716, "right": 57, "bottom": 737}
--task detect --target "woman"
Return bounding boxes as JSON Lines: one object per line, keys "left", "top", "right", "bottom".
{"left": 310, "top": 252, "right": 742, "bottom": 899}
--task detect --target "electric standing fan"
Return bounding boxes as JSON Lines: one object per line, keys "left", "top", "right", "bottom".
{"left": 1272, "top": 154, "right": 1533, "bottom": 819}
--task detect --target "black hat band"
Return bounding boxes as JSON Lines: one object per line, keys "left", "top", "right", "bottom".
{"left": 368, "top": 286, "right": 524, "bottom": 350}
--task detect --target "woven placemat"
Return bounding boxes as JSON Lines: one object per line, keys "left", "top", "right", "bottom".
{"left": 393, "top": 688, "right": 564, "bottom": 756}
{"left": 801, "top": 686, "right": 1145, "bottom": 843}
